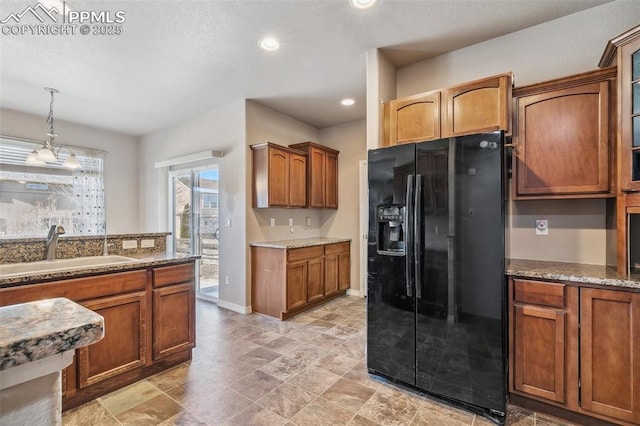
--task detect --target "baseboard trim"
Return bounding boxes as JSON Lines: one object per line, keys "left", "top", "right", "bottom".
{"left": 216, "top": 299, "right": 252, "bottom": 314}
{"left": 346, "top": 289, "right": 363, "bottom": 297}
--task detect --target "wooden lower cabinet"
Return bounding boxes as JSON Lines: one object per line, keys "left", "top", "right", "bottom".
{"left": 252, "top": 241, "right": 351, "bottom": 319}
{"left": 78, "top": 292, "right": 148, "bottom": 388}
{"left": 152, "top": 283, "right": 195, "bottom": 360}
{"left": 509, "top": 278, "right": 640, "bottom": 425}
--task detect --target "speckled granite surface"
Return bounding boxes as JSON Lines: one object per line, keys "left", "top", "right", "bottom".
{"left": 0, "top": 252, "right": 199, "bottom": 288}
{"left": 507, "top": 258, "right": 640, "bottom": 289}
{"left": 0, "top": 297, "right": 104, "bottom": 370}
{"left": 250, "top": 237, "right": 351, "bottom": 249}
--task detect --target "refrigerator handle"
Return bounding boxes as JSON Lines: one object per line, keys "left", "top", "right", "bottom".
{"left": 414, "top": 174, "right": 422, "bottom": 300}
{"left": 405, "top": 174, "right": 414, "bottom": 298}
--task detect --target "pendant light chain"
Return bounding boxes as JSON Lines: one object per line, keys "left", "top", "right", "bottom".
{"left": 47, "top": 89, "right": 56, "bottom": 138}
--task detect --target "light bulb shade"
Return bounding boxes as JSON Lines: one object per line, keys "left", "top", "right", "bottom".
{"left": 63, "top": 152, "right": 81, "bottom": 169}
{"left": 26, "top": 148, "right": 43, "bottom": 164}
{"left": 37, "top": 146, "right": 56, "bottom": 163}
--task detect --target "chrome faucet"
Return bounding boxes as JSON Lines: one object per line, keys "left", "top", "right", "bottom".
{"left": 45, "top": 225, "right": 66, "bottom": 260}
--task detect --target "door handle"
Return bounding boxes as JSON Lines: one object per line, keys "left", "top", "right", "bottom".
{"left": 405, "top": 174, "right": 414, "bottom": 298}
{"left": 414, "top": 174, "right": 422, "bottom": 300}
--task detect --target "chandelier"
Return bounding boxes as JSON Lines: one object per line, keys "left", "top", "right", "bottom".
{"left": 26, "top": 87, "right": 80, "bottom": 169}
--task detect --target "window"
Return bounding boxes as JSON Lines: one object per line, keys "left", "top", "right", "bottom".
{"left": 0, "top": 136, "right": 105, "bottom": 237}
{"left": 202, "top": 193, "right": 218, "bottom": 209}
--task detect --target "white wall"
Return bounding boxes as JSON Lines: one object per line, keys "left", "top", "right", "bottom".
{"left": 366, "top": 49, "right": 396, "bottom": 150}
{"left": 0, "top": 108, "right": 139, "bottom": 233}
{"left": 319, "top": 119, "right": 367, "bottom": 294}
{"left": 385, "top": 1, "right": 640, "bottom": 265}
{"left": 138, "top": 100, "right": 247, "bottom": 309}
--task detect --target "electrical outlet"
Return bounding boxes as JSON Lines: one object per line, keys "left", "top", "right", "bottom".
{"left": 270, "top": 218, "right": 276, "bottom": 227}
{"left": 226, "top": 218, "right": 232, "bottom": 227}
{"left": 122, "top": 240, "right": 138, "bottom": 249}
{"left": 140, "top": 239, "right": 154, "bottom": 248}
{"left": 288, "top": 217, "right": 294, "bottom": 226}
{"left": 536, "top": 220, "right": 549, "bottom": 236}
{"left": 306, "top": 217, "right": 311, "bottom": 226}
{"left": 224, "top": 275, "right": 229, "bottom": 285}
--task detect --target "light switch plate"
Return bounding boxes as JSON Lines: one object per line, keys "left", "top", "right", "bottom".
{"left": 306, "top": 217, "right": 311, "bottom": 226}
{"left": 288, "top": 217, "right": 294, "bottom": 226}
{"left": 122, "top": 240, "right": 138, "bottom": 249}
{"left": 270, "top": 218, "right": 276, "bottom": 227}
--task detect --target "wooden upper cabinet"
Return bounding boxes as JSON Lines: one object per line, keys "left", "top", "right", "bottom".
{"left": 600, "top": 24, "right": 640, "bottom": 192}
{"left": 388, "top": 91, "right": 441, "bottom": 145}
{"left": 442, "top": 73, "right": 511, "bottom": 137}
{"left": 289, "top": 142, "right": 339, "bottom": 209}
{"left": 513, "top": 68, "right": 616, "bottom": 199}
{"left": 250, "top": 142, "right": 307, "bottom": 208}
{"left": 580, "top": 287, "right": 640, "bottom": 424}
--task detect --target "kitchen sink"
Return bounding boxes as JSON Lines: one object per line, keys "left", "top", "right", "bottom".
{"left": 0, "top": 255, "right": 141, "bottom": 276}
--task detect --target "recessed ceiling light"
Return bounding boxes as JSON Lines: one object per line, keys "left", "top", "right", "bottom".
{"left": 350, "top": 0, "right": 376, "bottom": 9}
{"left": 341, "top": 98, "right": 355, "bottom": 106}
{"left": 259, "top": 37, "right": 280, "bottom": 51}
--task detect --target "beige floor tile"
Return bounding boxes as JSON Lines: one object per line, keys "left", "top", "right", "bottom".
{"left": 348, "top": 414, "right": 381, "bottom": 425}
{"left": 260, "top": 354, "right": 308, "bottom": 381}
{"left": 148, "top": 364, "right": 191, "bottom": 392}
{"left": 323, "top": 324, "right": 362, "bottom": 340}
{"left": 98, "top": 380, "right": 162, "bottom": 417}
{"left": 285, "top": 344, "right": 327, "bottom": 363}
{"left": 116, "top": 393, "right": 183, "bottom": 425}
{"left": 238, "top": 346, "right": 282, "bottom": 368}
{"left": 505, "top": 404, "right": 535, "bottom": 426}
{"left": 287, "top": 366, "right": 342, "bottom": 395}
{"left": 419, "top": 399, "right": 475, "bottom": 424}
{"left": 472, "top": 415, "right": 497, "bottom": 426}
{"left": 247, "top": 330, "right": 282, "bottom": 346}
{"left": 158, "top": 411, "right": 208, "bottom": 425}
{"left": 314, "top": 352, "right": 360, "bottom": 376}
{"left": 62, "top": 400, "right": 115, "bottom": 426}
{"left": 332, "top": 337, "right": 366, "bottom": 360}
{"left": 308, "top": 333, "right": 347, "bottom": 350}
{"left": 257, "top": 382, "right": 316, "bottom": 419}
{"left": 290, "top": 397, "right": 356, "bottom": 425}
{"left": 223, "top": 403, "right": 288, "bottom": 426}
{"left": 358, "top": 389, "right": 421, "bottom": 426}
{"left": 411, "top": 405, "right": 472, "bottom": 425}
{"left": 230, "top": 370, "right": 284, "bottom": 401}
{"left": 179, "top": 387, "right": 253, "bottom": 424}
{"left": 307, "top": 319, "right": 338, "bottom": 332}
{"left": 343, "top": 361, "right": 383, "bottom": 390}
{"left": 283, "top": 327, "right": 322, "bottom": 342}
{"left": 320, "top": 377, "right": 377, "bottom": 412}
{"left": 262, "top": 336, "right": 304, "bottom": 354}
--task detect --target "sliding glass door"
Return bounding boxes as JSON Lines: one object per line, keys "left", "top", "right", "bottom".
{"left": 170, "top": 165, "right": 219, "bottom": 301}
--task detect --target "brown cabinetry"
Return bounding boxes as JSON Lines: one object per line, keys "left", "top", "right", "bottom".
{"left": 512, "top": 68, "right": 616, "bottom": 199}
{"left": 509, "top": 277, "right": 640, "bottom": 425}
{"left": 251, "top": 241, "right": 351, "bottom": 319}
{"left": 250, "top": 142, "right": 307, "bottom": 208}
{"left": 382, "top": 73, "right": 512, "bottom": 147}
{"left": 152, "top": 264, "right": 196, "bottom": 361}
{"left": 289, "top": 142, "right": 339, "bottom": 209}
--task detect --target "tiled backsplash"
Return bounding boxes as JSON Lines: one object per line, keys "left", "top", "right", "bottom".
{"left": 0, "top": 233, "right": 170, "bottom": 264}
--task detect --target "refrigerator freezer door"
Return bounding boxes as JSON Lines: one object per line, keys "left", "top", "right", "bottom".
{"left": 367, "top": 143, "right": 417, "bottom": 385}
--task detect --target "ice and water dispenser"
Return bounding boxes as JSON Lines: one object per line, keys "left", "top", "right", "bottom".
{"left": 376, "top": 204, "right": 406, "bottom": 256}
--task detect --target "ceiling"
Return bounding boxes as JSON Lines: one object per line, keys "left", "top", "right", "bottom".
{"left": 0, "top": 0, "right": 612, "bottom": 136}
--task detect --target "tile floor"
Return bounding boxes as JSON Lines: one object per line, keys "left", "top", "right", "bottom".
{"left": 62, "top": 296, "right": 572, "bottom": 426}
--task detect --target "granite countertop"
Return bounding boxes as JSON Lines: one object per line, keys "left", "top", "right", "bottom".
{"left": 0, "top": 297, "right": 104, "bottom": 370}
{"left": 0, "top": 252, "right": 200, "bottom": 288}
{"left": 507, "top": 258, "right": 640, "bottom": 290}
{"left": 250, "top": 237, "right": 352, "bottom": 249}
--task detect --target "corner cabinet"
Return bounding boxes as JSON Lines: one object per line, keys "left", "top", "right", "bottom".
{"left": 509, "top": 277, "right": 640, "bottom": 425}
{"left": 381, "top": 73, "right": 512, "bottom": 147}
{"left": 289, "top": 142, "right": 339, "bottom": 209}
{"left": 250, "top": 142, "right": 307, "bottom": 208}
{"left": 512, "top": 68, "right": 616, "bottom": 199}
{"left": 251, "top": 241, "right": 351, "bottom": 319}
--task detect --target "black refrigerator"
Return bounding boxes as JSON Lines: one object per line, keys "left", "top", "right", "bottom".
{"left": 366, "top": 132, "right": 506, "bottom": 423}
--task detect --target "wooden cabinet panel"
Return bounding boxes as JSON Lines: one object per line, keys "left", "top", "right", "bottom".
{"left": 307, "top": 258, "right": 324, "bottom": 302}
{"left": 513, "top": 304, "right": 566, "bottom": 403}
{"left": 580, "top": 287, "right": 640, "bottom": 423}
{"left": 513, "top": 279, "right": 565, "bottom": 308}
{"left": 286, "top": 261, "right": 307, "bottom": 311}
{"left": 443, "top": 74, "right": 511, "bottom": 137}
{"left": 324, "top": 255, "right": 338, "bottom": 296}
{"left": 78, "top": 292, "right": 147, "bottom": 388}
{"left": 153, "top": 283, "right": 195, "bottom": 361}
{"left": 325, "top": 152, "right": 339, "bottom": 208}
{"left": 153, "top": 263, "right": 194, "bottom": 288}
{"left": 338, "top": 252, "right": 350, "bottom": 291}
{"left": 250, "top": 142, "right": 307, "bottom": 208}
{"left": 309, "top": 148, "right": 326, "bottom": 208}
{"left": 513, "top": 69, "right": 615, "bottom": 199}
{"left": 289, "top": 142, "right": 340, "bottom": 209}
{"left": 288, "top": 245, "right": 324, "bottom": 262}
{"left": 388, "top": 91, "right": 441, "bottom": 145}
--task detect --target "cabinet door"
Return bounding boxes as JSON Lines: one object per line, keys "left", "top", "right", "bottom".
{"left": 268, "top": 147, "right": 289, "bottom": 206}
{"left": 514, "top": 81, "right": 611, "bottom": 197}
{"left": 580, "top": 288, "right": 640, "bottom": 423}
{"left": 153, "top": 283, "right": 195, "bottom": 361}
{"left": 78, "top": 292, "right": 147, "bottom": 388}
{"left": 309, "top": 148, "right": 326, "bottom": 208}
{"left": 324, "top": 254, "right": 339, "bottom": 296}
{"left": 389, "top": 91, "right": 441, "bottom": 145}
{"left": 338, "top": 252, "right": 351, "bottom": 291}
{"left": 620, "top": 35, "right": 640, "bottom": 191}
{"left": 513, "top": 304, "right": 566, "bottom": 404}
{"left": 286, "top": 261, "right": 308, "bottom": 311}
{"left": 443, "top": 75, "right": 510, "bottom": 137}
{"left": 325, "top": 152, "right": 338, "bottom": 209}
{"left": 307, "top": 258, "right": 324, "bottom": 302}
{"left": 289, "top": 152, "right": 307, "bottom": 207}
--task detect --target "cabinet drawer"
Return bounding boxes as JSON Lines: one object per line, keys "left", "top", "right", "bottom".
{"left": 153, "top": 263, "right": 194, "bottom": 288}
{"left": 325, "top": 242, "right": 350, "bottom": 255}
{"left": 287, "top": 246, "right": 324, "bottom": 262}
{"left": 513, "top": 279, "right": 565, "bottom": 308}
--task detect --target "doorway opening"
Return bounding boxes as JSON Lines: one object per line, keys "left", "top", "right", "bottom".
{"left": 170, "top": 165, "right": 219, "bottom": 302}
